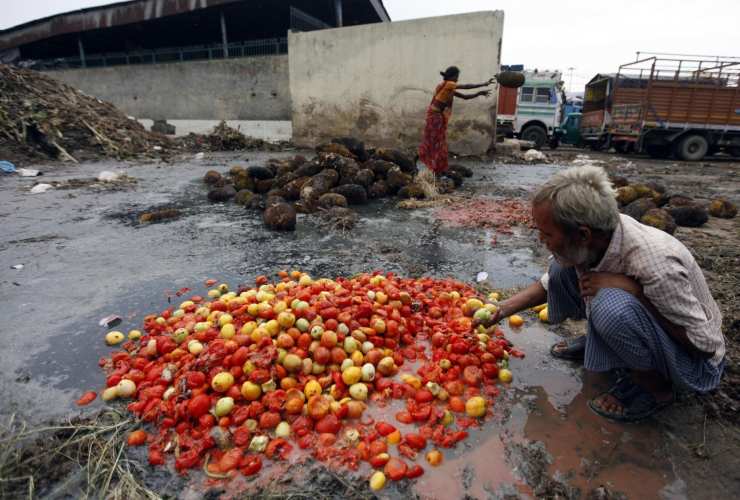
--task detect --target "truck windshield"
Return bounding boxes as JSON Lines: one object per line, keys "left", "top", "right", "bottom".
{"left": 535, "top": 88, "right": 550, "bottom": 104}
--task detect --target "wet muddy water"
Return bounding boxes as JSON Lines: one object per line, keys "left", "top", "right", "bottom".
{"left": 0, "top": 153, "right": 685, "bottom": 498}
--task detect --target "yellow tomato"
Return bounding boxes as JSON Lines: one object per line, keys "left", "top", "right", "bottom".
{"left": 465, "top": 396, "right": 487, "bottom": 418}
{"left": 211, "top": 372, "right": 234, "bottom": 392}
{"left": 241, "top": 381, "right": 261, "bottom": 401}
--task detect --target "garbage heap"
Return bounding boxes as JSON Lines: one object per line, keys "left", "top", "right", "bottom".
{"left": 203, "top": 138, "right": 474, "bottom": 231}
{"left": 0, "top": 64, "right": 175, "bottom": 162}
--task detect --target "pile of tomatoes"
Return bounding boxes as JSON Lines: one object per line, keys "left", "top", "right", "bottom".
{"left": 92, "top": 271, "right": 522, "bottom": 489}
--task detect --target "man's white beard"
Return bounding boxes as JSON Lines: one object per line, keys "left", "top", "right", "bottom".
{"left": 553, "top": 244, "right": 592, "bottom": 268}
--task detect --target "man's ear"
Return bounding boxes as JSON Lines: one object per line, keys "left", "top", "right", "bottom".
{"left": 577, "top": 226, "right": 592, "bottom": 243}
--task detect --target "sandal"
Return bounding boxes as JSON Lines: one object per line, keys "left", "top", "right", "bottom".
{"left": 588, "top": 380, "right": 674, "bottom": 423}
{"left": 549, "top": 336, "right": 586, "bottom": 361}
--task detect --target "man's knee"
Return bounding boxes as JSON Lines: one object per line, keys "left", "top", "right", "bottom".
{"left": 590, "top": 288, "right": 642, "bottom": 337}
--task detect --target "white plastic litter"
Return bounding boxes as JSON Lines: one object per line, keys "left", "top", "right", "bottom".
{"left": 30, "top": 183, "right": 53, "bottom": 194}
{"left": 97, "top": 171, "right": 120, "bottom": 182}
{"left": 11, "top": 264, "right": 24, "bottom": 270}
{"left": 194, "top": 152, "right": 205, "bottom": 160}
{"left": 18, "top": 168, "right": 40, "bottom": 177}
{"left": 523, "top": 149, "right": 547, "bottom": 162}
{"left": 476, "top": 271, "right": 489, "bottom": 283}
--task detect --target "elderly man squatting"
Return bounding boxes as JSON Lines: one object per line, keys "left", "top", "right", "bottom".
{"left": 484, "top": 166, "right": 725, "bottom": 422}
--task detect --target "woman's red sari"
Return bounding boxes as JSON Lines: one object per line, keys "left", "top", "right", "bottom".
{"left": 419, "top": 80, "right": 457, "bottom": 173}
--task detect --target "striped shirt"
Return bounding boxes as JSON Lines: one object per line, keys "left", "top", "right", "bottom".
{"left": 542, "top": 214, "right": 725, "bottom": 365}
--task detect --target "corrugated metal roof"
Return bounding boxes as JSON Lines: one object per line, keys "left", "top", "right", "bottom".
{"left": 1, "top": 0, "right": 392, "bottom": 51}
{"left": 0, "top": 0, "right": 247, "bottom": 50}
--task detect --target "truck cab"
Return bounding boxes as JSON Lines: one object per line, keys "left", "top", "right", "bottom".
{"left": 497, "top": 68, "right": 565, "bottom": 149}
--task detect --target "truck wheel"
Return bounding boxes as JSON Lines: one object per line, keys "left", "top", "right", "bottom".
{"left": 676, "top": 134, "right": 709, "bottom": 161}
{"left": 548, "top": 137, "right": 560, "bottom": 150}
{"left": 646, "top": 144, "right": 671, "bottom": 159}
{"left": 728, "top": 146, "right": 740, "bottom": 158}
{"left": 521, "top": 126, "right": 547, "bottom": 149}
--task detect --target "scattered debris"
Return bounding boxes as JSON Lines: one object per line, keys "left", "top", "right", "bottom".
{"left": 523, "top": 148, "right": 548, "bottom": 163}
{"left": 11, "top": 264, "right": 24, "bottom": 270}
{"left": 29, "top": 183, "right": 52, "bottom": 194}
{"left": 138, "top": 209, "right": 181, "bottom": 224}
{"left": 97, "top": 171, "right": 121, "bottom": 182}
{"left": 98, "top": 315, "right": 122, "bottom": 328}
{"left": 17, "top": 168, "right": 41, "bottom": 176}
{"left": 1, "top": 160, "right": 17, "bottom": 173}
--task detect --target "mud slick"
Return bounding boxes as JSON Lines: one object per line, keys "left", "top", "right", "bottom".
{"left": 202, "top": 138, "right": 474, "bottom": 231}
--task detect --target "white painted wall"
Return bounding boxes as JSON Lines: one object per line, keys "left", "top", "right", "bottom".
{"left": 288, "top": 11, "right": 504, "bottom": 155}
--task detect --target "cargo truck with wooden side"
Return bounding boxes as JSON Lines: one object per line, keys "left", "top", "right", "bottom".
{"left": 607, "top": 55, "right": 740, "bottom": 160}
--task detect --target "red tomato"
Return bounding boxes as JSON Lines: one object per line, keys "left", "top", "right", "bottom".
{"left": 76, "top": 391, "right": 97, "bottom": 406}
{"left": 233, "top": 427, "right": 251, "bottom": 447}
{"left": 315, "top": 414, "right": 341, "bottom": 434}
{"left": 218, "top": 448, "right": 243, "bottom": 472}
{"left": 396, "top": 411, "right": 414, "bottom": 424}
{"left": 415, "top": 389, "right": 434, "bottom": 404}
{"left": 148, "top": 447, "right": 165, "bottom": 465}
{"left": 239, "top": 454, "right": 262, "bottom": 476}
{"left": 384, "top": 457, "right": 408, "bottom": 481}
{"left": 265, "top": 438, "right": 293, "bottom": 460}
{"left": 404, "top": 433, "right": 427, "bottom": 450}
{"left": 406, "top": 464, "right": 425, "bottom": 479}
{"left": 369, "top": 453, "right": 390, "bottom": 468}
{"left": 187, "top": 394, "right": 211, "bottom": 418}
{"left": 186, "top": 371, "right": 206, "bottom": 389}
{"left": 127, "top": 430, "right": 147, "bottom": 446}
{"left": 259, "top": 411, "right": 281, "bottom": 429}
{"left": 369, "top": 440, "right": 388, "bottom": 456}
{"left": 375, "top": 422, "right": 397, "bottom": 436}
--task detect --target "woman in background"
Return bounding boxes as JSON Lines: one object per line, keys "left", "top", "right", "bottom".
{"left": 418, "top": 66, "right": 493, "bottom": 174}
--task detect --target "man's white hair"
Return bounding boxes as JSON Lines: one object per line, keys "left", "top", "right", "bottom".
{"left": 533, "top": 165, "right": 619, "bottom": 233}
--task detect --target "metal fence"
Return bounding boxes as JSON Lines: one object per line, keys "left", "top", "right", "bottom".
{"left": 27, "top": 37, "right": 288, "bottom": 71}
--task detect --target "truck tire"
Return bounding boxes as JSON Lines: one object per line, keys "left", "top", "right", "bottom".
{"left": 728, "top": 146, "right": 740, "bottom": 158}
{"left": 520, "top": 125, "right": 547, "bottom": 149}
{"left": 676, "top": 134, "right": 709, "bottom": 161}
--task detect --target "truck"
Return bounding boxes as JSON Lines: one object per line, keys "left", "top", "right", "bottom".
{"left": 579, "top": 73, "right": 615, "bottom": 149}
{"left": 587, "top": 55, "right": 740, "bottom": 160}
{"left": 497, "top": 68, "right": 566, "bottom": 149}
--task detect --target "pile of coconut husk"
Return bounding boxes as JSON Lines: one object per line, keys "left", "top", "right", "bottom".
{"left": 0, "top": 64, "right": 176, "bottom": 163}
{"left": 612, "top": 176, "right": 737, "bottom": 234}
{"left": 204, "top": 121, "right": 288, "bottom": 152}
{"left": 202, "top": 137, "right": 473, "bottom": 231}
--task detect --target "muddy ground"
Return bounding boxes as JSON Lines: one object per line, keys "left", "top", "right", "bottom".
{"left": 0, "top": 147, "right": 738, "bottom": 499}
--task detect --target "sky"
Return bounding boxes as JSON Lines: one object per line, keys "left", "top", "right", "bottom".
{"left": 2, "top": 0, "right": 739, "bottom": 93}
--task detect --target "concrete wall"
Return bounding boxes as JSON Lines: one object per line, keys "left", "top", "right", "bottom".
{"left": 288, "top": 11, "right": 504, "bottom": 154}
{"left": 46, "top": 55, "right": 291, "bottom": 121}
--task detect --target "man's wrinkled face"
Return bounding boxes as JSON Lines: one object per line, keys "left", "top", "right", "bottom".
{"left": 532, "top": 201, "right": 590, "bottom": 267}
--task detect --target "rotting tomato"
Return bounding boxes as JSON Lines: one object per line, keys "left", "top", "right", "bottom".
{"left": 76, "top": 391, "right": 97, "bottom": 406}
{"left": 384, "top": 457, "right": 408, "bottom": 481}
{"left": 406, "top": 464, "right": 424, "bottom": 479}
{"left": 127, "top": 430, "right": 147, "bottom": 447}
{"left": 187, "top": 394, "right": 211, "bottom": 418}
{"left": 239, "top": 454, "right": 262, "bottom": 476}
